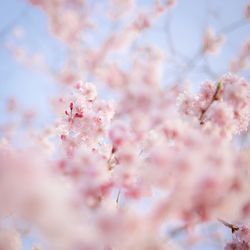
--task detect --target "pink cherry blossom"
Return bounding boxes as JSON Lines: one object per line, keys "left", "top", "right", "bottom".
{"left": 245, "top": 4, "right": 250, "bottom": 19}
{"left": 224, "top": 225, "right": 250, "bottom": 250}
{"left": 178, "top": 74, "right": 250, "bottom": 137}
{"left": 203, "top": 27, "right": 225, "bottom": 54}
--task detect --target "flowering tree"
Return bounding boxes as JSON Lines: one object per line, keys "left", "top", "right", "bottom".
{"left": 1, "top": 0, "right": 250, "bottom": 249}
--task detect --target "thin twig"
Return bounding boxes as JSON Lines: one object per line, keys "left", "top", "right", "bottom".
{"left": 218, "top": 218, "right": 239, "bottom": 233}
{"left": 218, "top": 19, "right": 248, "bottom": 34}
{"left": 199, "top": 81, "right": 223, "bottom": 125}
{"left": 107, "top": 145, "right": 118, "bottom": 171}
{"left": 165, "top": 12, "right": 176, "bottom": 57}
{"left": 116, "top": 189, "right": 121, "bottom": 206}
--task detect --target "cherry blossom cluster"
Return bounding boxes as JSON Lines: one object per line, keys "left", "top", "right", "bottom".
{"left": 178, "top": 73, "right": 250, "bottom": 138}
{"left": 58, "top": 81, "right": 114, "bottom": 146}
{"left": 225, "top": 225, "right": 250, "bottom": 250}
{"left": 1, "top": 74, "right": 250, "bottom": 249}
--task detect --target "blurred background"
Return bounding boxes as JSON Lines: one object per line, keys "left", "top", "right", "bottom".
{"left": 0, "top": 1, "right": 249, "bottom": 249}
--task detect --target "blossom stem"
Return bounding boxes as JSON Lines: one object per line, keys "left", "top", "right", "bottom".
{"left": 199, "top": 81, "right": 223, "bottom": 125}
{"left": 218, "top": 218, "right": 239, "bottom": 233}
